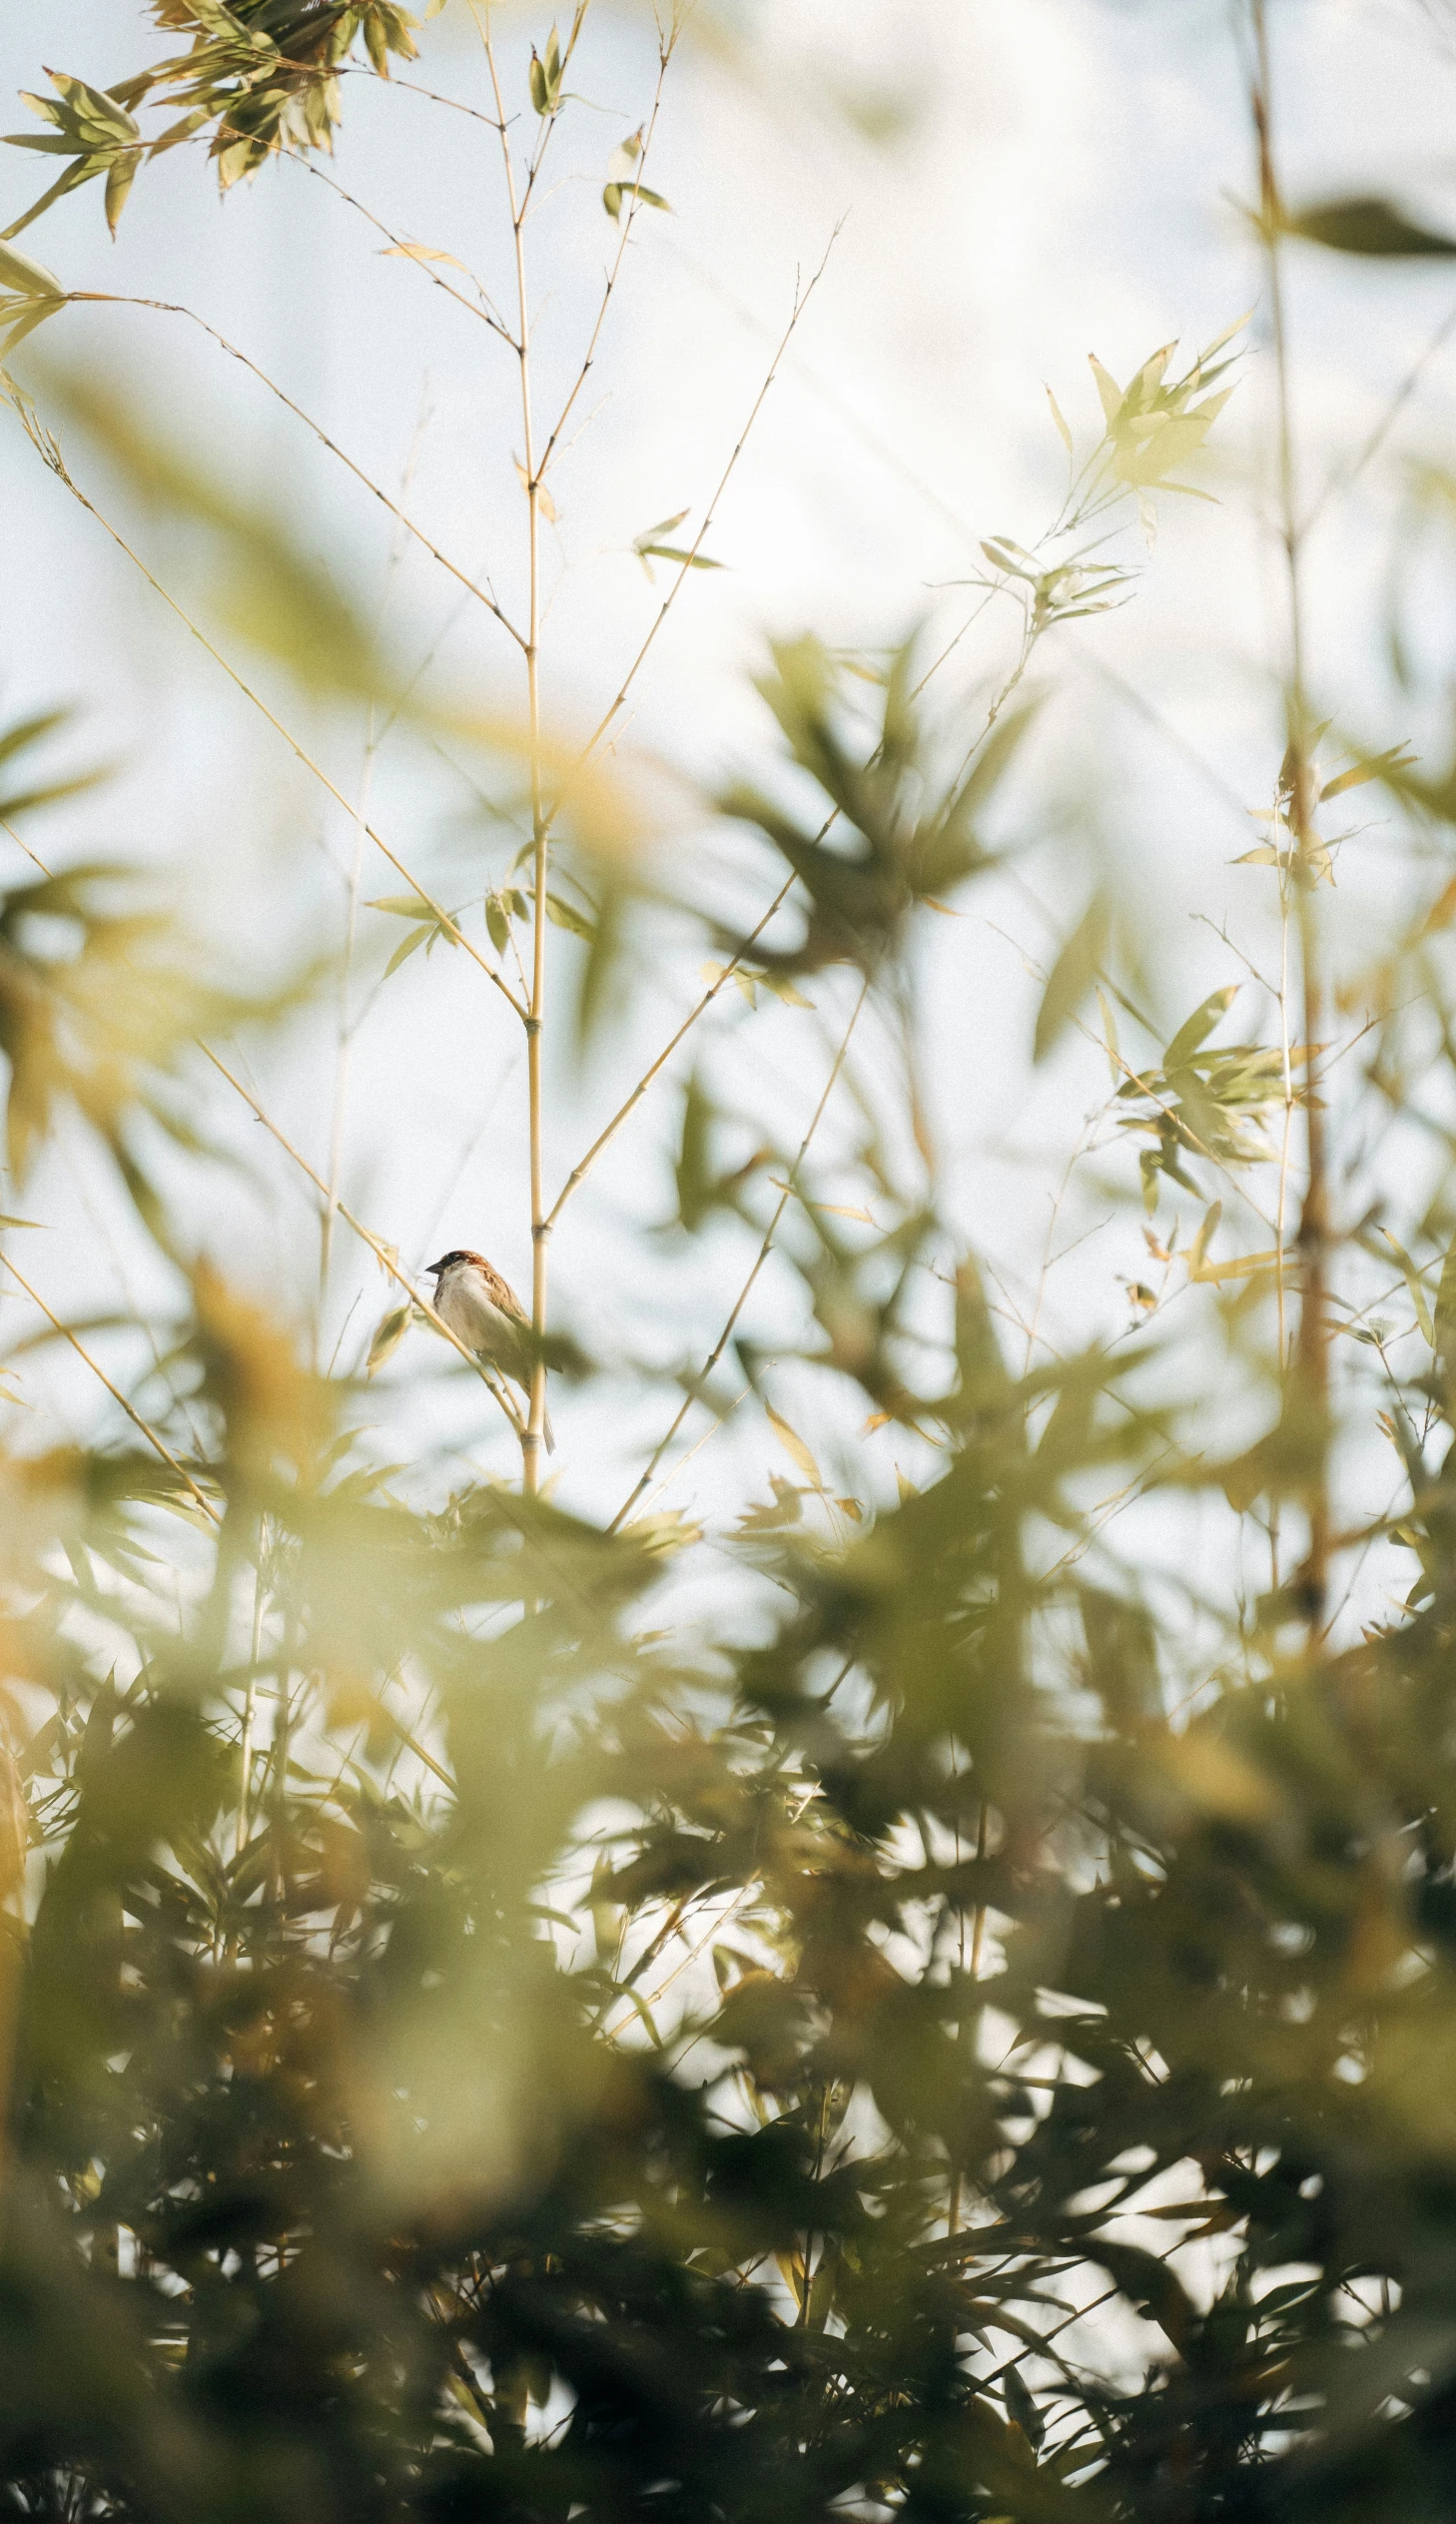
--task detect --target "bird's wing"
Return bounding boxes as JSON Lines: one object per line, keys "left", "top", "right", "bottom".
{"left": 478, "top": 1261, "right": 531, "bottom": 1327}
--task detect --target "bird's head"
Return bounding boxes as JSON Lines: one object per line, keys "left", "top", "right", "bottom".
{"left": 427, "top": 1249, "right": 486, "bottom": 1279}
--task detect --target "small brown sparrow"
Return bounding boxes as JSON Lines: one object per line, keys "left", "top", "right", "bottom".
{"left": 426, "top": 1249, "right": 554, "bottom": 1451}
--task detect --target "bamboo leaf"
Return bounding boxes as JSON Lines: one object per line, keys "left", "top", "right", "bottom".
{"left": 545, "top": 892, "right": 596, "bottom": 942}
{"left": 1164, "top": 985, "right": 1237, "bottom": 1072}
{"left": 1034, "top": 893, "right": 1108, "bottom": 1064}
{"left": 383, "top": 923, "right": 432, "bottom": 978}
{"left": 1286, "top": 196, "right": 1456, "bottom": 257}
{"left": 1437, "top": 1231, "right": 1456, "bottom": 1372}
{"left": 1088, "top": 354, "right": 1123, "bottom": 425}
{"left": 766, "top": 1402, "right": 822, "bottom": 1490}
{"left": 367, "top": 1302, "right": 411, "bottom": 1376}
{"left": 1319, "top": 741, "right": 1418, "bottom": 802}
{"left": 0, "top": 239, "right": 62, "bottom": 298}
{"left": 1383, "top": 1229, "right": 1436, "bottom": 1346}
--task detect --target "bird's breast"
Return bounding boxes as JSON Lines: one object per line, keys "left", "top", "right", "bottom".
{"left": 437, "top": 1275, "right": 517, "bottom": 1355}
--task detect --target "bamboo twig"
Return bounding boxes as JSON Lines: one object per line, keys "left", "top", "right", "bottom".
{"left": 9, "top": 427, "right": 529, "bottom": 1025}
{"left": 545, "top": 871, "right": 799, "bottom": 1231}
{"left": 478, "top": 4, "right": 550, "bottom": 1497}
{"left": 289, "top": 148, "right": 516, "bottom": 346}
{"left": 534, "top": 39, "right": 674, "bottom": 483}
{"left": 0, "top": 1250, "right": 220, "bottom": 1523}
{"left": 67, "top": 295, "right": 524, "bottom": 648}
{"left": 1252, "top": 0, "right": 1332, "bottom": 1631}
{"left": 574, "top": 232, "right": 842, "bottom": 774}
{"left": 197, "top": 1043, "right": 524, "bottom": 1442}
{"left": 610, "top": 969, "right": 872, "bottom": 1533}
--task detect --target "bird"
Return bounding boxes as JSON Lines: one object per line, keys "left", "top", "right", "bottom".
{"left": 425, "top": 1249, "right": 554, "bottom": 1452}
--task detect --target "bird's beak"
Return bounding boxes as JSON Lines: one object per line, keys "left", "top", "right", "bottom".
{"left": 425, "top": 1258, "right": 445, "bottom": 1277}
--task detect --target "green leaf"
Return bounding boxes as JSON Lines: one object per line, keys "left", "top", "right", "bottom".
{"left": 766, "top": 1402, "right": 822, "bottom": 1490}
{"left": 636, "top": 542, "right": 722, "bottom": 571}
{"left": 1045, "top": 384, "right": 1074, "bottom": 454}
{"left": 1319, "top": 741, "right": 1418, "bottom": 802}
{"left": 1034, "top": 892, "right": 1108, "bottom": 1064}
{"left": 368, "top": 893, "right": 434, "bottom": 920}
{"left": 383, "top": 923, "right": 432, "bottom": 978}
{"left": 634, "top": 509, "right": 688, "bottom": 551}
{"left": 367, "top": 1301, "right": 411, "bottom": 1376}
{"left": 1435, "top": 1230, "right": 1456, "bottom": 1372}
{"left": 45, "top": 71, "right": 140, "bottom": 147}
{"left": 0, "top": 240, "right": 62, "bottom": 299}
{"left": 761, "top": 973, "right": 814, "bottom": 1009}
{"left": 1088, "top": 354, "right": 1123, "bottom": 426}
{"left": 1187, "top": 1202, "right": 1221, "bottom": 1281}
{"left": 1387, "top": 1229, "right": 1437, "bottom": 1347}
{"left": 545, "top": 891, "right": 596, "bottom": 942}
{"left": 1286, "top": 197, "right": 1456, "bottom": 257}
{"left": 1164, "top": 985, "right": 1237, "bottom": 1073}
{"left": 0, "top": 297, "right": 66, "bottom": 358}
{"left": 104, "top": 152, "right": 139, "bottom": 238}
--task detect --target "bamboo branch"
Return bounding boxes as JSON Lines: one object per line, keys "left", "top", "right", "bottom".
{"left": 535, "top": 38, "right": 673, "bottom": 483}
{"left": 67, "top": 295, "right": 525, "bottom": 648}
{"left": 196, "top": 1043, "right": 524, "bottom": 1442}
{"left": 609, "top": 968, "right": 872, "bottom": 1533}
{"left": 0, "top": 1249, "right": 220, "bottom": 1524}
{"left": 479, "top": 3, "right": 550, "bottom": 1496}
{"left": 545, "top": 871, "right": 799, "bottom": 1232}
{"left": 8, "top": 421, "right": 529, "bottom": 1026}
{"left": 288, "top": 148, "right": 516, "bottom": 347}
{"left": 1251, "top": 0, "right": 1332, "bottom": 1632}
{"left": 573, "top": 231, "right": 841, "bottom": 775}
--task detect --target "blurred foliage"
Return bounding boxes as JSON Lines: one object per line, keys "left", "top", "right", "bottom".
{"left": 7, "top": 647, "right": 1456, "bottom": 2520}
{"left": 9, "top": 5, "right": 1456, "bottom": 2524}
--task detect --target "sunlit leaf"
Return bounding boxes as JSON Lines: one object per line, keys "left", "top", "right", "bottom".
{"left": 1034, "top": 892, "right": 1108, "bottom": 1063}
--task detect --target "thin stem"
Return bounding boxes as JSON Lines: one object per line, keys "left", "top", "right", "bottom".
{"left": 1301, "top": 288, "right": 1456, "bottom": 535}
{"left": 573, "top": 233, "right": 841, "bottom": 776}
{"left": 321, "top": 709, "right": 378, "bottom": 1329}
{"left": 535, "top": 39, "right": 673, "bottom": 483}
{"left": 236, "top": 1535, "right": 267, "bottom": 1866}
{"left": 1252, "top": 0, "right": 1331, "bottom": 1630}
{"left": 287, "top": 147, "right": 516, "bottom": 346}
{"left": 67, "top": 296, "right": 524, "bottom": 648}
{"left": 269, "top": 1604, "right": 298, "bottom": 1922}
{"left": 1271, "top": 817, "right": 1295, "bottom": 1593}
{"left": 11, "top": 426, "right": 528, "bottom": 1024}
{"left": 0, "top": 1250, "right": 219, "bottom": 1523}
{"left": 479, "top": 6, "right": 549, "bottom": 1495}
{"left": 321, "top": 416, "right": 426, "bottom": 1331}
{"left": 610, "top": 969, "right": 872, "bottom": 1534}
{"left": 197, "top": 1043, "right": 525, "bottom": 1442}
{"left": 545, "top": 871, "right": 799, "bottom": 1231}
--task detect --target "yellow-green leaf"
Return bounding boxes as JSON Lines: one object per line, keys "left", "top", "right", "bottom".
{"left": 1034, "top": 893, "right": 1108, "bottom": 1064}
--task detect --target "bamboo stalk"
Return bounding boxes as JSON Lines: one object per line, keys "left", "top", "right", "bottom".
{"left": 1251, "top": 0, "right": 1332, "bottom": 1633}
